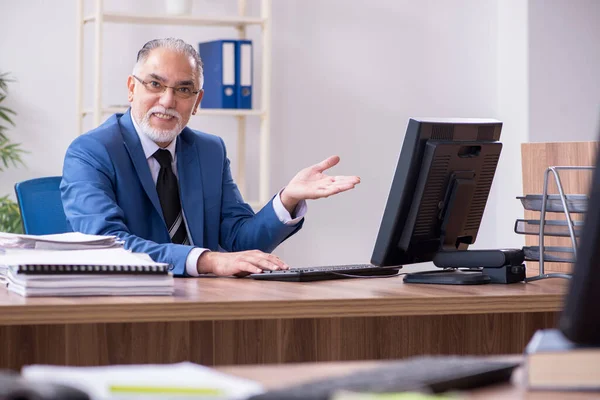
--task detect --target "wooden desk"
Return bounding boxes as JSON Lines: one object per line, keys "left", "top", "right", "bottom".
{"left": 219, "top": 359, "right": 600, "bottom": 399}
{"left": 0, "top": 275, "right": 566, "bottom": 370}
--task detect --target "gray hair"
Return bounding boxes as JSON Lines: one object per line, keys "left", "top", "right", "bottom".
{"left": 133, "top": 38, "right": 204, "bottom": 89}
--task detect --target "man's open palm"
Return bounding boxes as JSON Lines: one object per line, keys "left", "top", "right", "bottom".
{"left": 282, "top": 156, "right": 360, "bottom": 203}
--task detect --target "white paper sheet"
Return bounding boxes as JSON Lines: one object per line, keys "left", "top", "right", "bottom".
{"left": 22, "top": 362, "right": 264, "bottom": 399}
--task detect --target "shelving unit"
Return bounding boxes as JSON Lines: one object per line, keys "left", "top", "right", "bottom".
{"left": 75, "top": 0, "right": 272, "bottom": 209}
{"left": 517, "top": 166, "right": 593, "bottom": 282}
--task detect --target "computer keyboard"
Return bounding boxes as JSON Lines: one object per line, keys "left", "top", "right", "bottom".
{"left": 248, "top": 356, "right": 519, "bottom": 400}
{"left": 248, "top": 264, "right": 400, "bottom": 282}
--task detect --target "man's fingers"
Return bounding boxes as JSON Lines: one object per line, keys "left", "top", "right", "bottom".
{"left": 311, "top": 182, "right": 359, "bottom": 198}
{"left": 269, "top": 253, "right": 289, "bottom": 269}
{"left": 331, "top": 175, "right": 361, "bottom": 184}
{"left": 249, "top": 255, "right": 286, "bottom": 271}
{"left": 313, "top": 155, "right": 340, "bottom": 173}
{"left": 238, "top": 261, "right": 262, "bottom": 274}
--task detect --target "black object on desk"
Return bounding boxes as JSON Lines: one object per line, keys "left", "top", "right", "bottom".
{"left": 404, "top": 249, "right": 526, "bottom": 285}
{"left": 369, "top": 118, "right": 511, "bottom": 285}
{"left": 249, "top": 264, "right": 401, "bottom": 282}
{"left": 248, "top": 356, "right": 519, "bottom": 400}
{"left": 0, "top": 371, "right": 89, "bottom": 400}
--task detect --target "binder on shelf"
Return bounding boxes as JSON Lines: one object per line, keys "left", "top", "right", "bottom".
{"left": 198, "top": 40, "right": 237, "bottom": 109}
{"left": 236, "top": 39, "right": 253, "bottom": 109}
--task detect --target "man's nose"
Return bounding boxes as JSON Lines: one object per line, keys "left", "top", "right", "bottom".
{"left": 158, "top": 87, "right": 177, "bottom": 108}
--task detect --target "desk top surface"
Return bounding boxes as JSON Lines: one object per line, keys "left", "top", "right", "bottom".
{"left": 218, "top": 359, "right": 597, "bottom": 399}
{"left": 0, "top": 272, "right": 567, "bottom": 325}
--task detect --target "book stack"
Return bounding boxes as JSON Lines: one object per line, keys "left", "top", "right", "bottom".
{"left": 0, "top": 232, "right": 173, "bottom": 297}
{"left": 0, "top": 231, "right": 124, "bottom": 250}
{"left": 525, "top": 329, "right": 600, "bottom": 390}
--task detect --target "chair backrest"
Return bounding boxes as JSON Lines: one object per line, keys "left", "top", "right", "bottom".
{"left": 14, "top": 176, "right": 72, "bottom": 235}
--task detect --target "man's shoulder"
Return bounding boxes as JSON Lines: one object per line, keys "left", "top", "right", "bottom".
{"left": 180, "top": 127, "right": 225, "bottom": 148}
{"left": 69, "top": 114, "right": 125, "bottom": 150}
{"left": 85, "top": 114, "right": 123, "bottom": 141}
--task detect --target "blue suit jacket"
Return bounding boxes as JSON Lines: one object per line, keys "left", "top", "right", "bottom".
{"left": 60, "top": 111, "right": 302, "bottom": 276}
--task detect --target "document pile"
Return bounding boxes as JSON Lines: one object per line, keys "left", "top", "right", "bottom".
{"left": 22, "top": 362, "right": 264, "bottom": 399}
{"left": 0, "top": 232, "right": 174, "bottom": 297}
{"left": 0, "top": 231, "right": 123, "bottom": 250}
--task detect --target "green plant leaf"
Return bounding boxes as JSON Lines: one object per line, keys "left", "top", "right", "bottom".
{"left": 0, "top": 108, "right": 16, "bottom": 126}
{"left": 0, "top": 106, "right": 16, "bottom": 115}
{"left": 0, "top": 71, "right": 26, "bottom": 173}
{"left": 0, "top": 72, "right": 14, "bottom": 94}
{"left": 0, "top": 139, "right": 25, "bottom": 171}
{"left": 0, "top": 195, "right": 23, "bottom": 233}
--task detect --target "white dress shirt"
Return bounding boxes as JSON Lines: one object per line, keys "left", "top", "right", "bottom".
{"left": 131, "top": 117, "right": 307, "bottom": 276}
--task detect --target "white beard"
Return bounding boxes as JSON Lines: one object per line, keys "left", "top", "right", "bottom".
{"left": 138, "top": 106, "right": 183, "bottom": 144}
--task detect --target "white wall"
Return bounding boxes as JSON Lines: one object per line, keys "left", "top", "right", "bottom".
{"left": 270, "top": 0, "right": 504, "bottom": 265}
{"left": 0, "top": 0, "right": 77, "bottom": 194}
{"left": 491, "top": 0, "right": 529, "bottom": 251}
{"left": 529, "top": 0, "right": 600, "bottom": 142}
{"left": 1, "top": 0, "right": 596, "bottom": 267}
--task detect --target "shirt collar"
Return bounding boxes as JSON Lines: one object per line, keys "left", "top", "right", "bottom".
{"left": 131, "top": 113, "right": 177, "bottom": 161}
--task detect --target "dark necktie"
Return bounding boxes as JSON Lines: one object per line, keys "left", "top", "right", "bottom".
{"left": 153, "top": 149, "right": 188, "bottom": 245}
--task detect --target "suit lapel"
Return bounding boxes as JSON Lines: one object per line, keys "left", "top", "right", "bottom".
{"left": 119, "top": 111, "right": 164, "bottom": 220}
{"left": 177, "top": 129, "right": 205, "bottom": 246}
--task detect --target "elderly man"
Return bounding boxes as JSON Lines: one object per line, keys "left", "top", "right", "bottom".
{"left": 61, "top": 38, "right": 359, "bottom": 277}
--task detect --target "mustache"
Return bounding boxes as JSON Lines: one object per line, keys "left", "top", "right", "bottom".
{"left": 145, "top": 106, "right": 181, "bottom": 120}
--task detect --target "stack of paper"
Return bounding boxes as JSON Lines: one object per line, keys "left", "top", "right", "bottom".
{"left": 0, "top": 231, "right": 124, "bottom": 250}
{"left": 21, "top": 362, "right": 264, "bottom": 399}
{"left": 0, "top": 248, "right": 174, "bottom": 297}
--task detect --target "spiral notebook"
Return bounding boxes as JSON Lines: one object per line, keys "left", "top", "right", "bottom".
{"left": 1, "top": 248, "right": 174, "bottom": 297}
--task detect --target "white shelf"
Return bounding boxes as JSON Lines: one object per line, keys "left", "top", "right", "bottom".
{"left": 77, "top": 0, "right": 273, "bottom": 204}
{"left": 81, "top": 107, "right": 266, "bottom": 117}
{"left": 83, "top": 12, "right": 265, "bottom": 27}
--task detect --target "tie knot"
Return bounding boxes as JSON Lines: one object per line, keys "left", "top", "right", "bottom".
{"left": 153, "top": 149, "right": 172, "bottom": 169}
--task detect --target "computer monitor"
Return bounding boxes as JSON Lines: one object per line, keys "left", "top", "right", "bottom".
{"left": 560, "top": 133, "right": 600, "bottom": 345}
{"left": 370, "top": 118, "right": 503, "bottom": 284}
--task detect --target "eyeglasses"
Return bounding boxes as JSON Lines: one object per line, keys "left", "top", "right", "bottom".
{"left": 133, "top": 75, "right": 200, "bottom": 99}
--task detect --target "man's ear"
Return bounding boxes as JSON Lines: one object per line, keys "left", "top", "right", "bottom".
{"left": 127, "top": 75, "right": 135, "bottom": 102}
{"left": 192, "top": 89, "right": 204, "bottom": 115}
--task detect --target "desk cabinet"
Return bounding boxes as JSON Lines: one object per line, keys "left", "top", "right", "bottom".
{"left": 0, "top": 277, "right": 564, "bottom": 370}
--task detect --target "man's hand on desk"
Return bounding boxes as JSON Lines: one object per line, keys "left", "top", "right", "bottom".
{"left": 197, "top": 250, "right": 290, "bottom": 276}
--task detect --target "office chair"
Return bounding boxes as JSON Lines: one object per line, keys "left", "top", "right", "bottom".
{"left": 14, "top": 176, "right": 72, "bottom": 235}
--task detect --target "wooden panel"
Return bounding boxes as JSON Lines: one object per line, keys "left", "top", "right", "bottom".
{"left": 279, "top": 319, "right": 317, "bottom": 363}
{"left": 0, "top": 312, "right": 558, "bottom": 371}
{"left": 521, "top": 142, "right": 598, "bottom": 274}
{"left": 65, "top": 322, "right": 191, "bottom": 366}
{"left": 189, "top": 320, "right": 216, "bottom": 366}
{"left": 0, "top": 324, "right": 66, "bottom": 370}
{"left": 65, "top": 323, "right": 110, "bottom": 365}
{"left": 0, "top": 277, "right": 567, "bottom": 325}
{"left": 312, "top": 313, "right": 557, "bottom": 363}
{"left": 213, "top": 319, "right": 281, "bottom": 365}
{"left": 521, "top": 309, "right": 560, "bottom": 339}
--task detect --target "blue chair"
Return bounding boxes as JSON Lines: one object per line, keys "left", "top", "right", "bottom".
{"left": 14, "top": 176, "right": 72, "bottom": 235}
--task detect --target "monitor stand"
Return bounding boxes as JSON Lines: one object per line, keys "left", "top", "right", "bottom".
{"left": 403, "top": 269, "right": 491, "bottom": 285}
